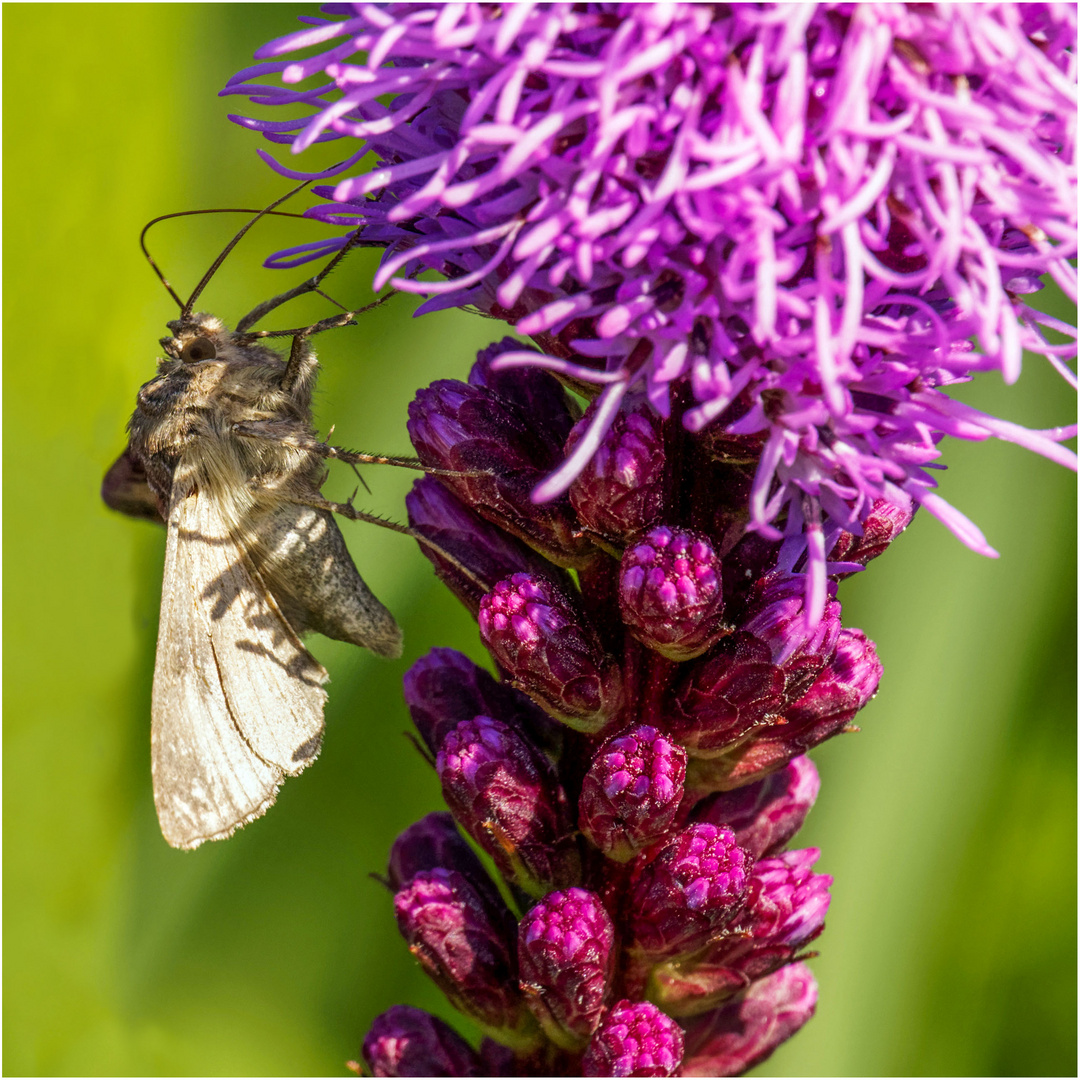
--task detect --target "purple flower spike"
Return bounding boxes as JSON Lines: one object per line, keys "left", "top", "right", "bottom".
{"left": 680, "top": 963, "right": 818, "bottom": 1077}
{"left": 666, "top": 633, "right": 786, "bottom": 756}
{"left": 518, "top": 888, "right": 616, "bottom": 1049}
{"left": 693, "top": 756, "right": 821, "bottom": 859}
{"left": 408, "top": 370, "right": 591, "bottom": 568}
{"left": 830, "top": 496, "right": 915, "bottom": 573}
{"left": 479, "top": 574, "right": 623, "bottom": 733}
{"left": 579, "top": 725, "right": 687, "bottom": 862}
{"left": 568, "top": 400, "right": 667, "bottom": 546}
{"left": 393, "top": 869, "right": 528, "bottom": 1037}
{"left": 619, "top": 526, "right": 727, "bottom": 662}
{"left": 361, "top": 1005, "right": 483, "bottom": 1078}
{"left": 407, "top": 477, "right": 572, "bottom": 616}
{"left": 583, "top": 1000, "right": 685, "bottom": 1078}
{"left": 437, "top": 715, "right": 580, "bottom": 896}
{"left": 629, "top": 824, "right": 751, "bottom": 962}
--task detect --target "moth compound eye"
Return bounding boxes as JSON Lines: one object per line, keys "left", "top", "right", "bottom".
{"left": 181, "top": 336, "right": 217, "bottom": 363}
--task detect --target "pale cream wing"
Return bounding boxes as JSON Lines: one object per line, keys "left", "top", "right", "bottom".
{"left": 152, "top": 486, "right": 328, "bottom": 849}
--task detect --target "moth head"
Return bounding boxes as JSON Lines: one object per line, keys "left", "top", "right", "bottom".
{"left": 161, "top": 315, "right": 228, "bottom": 364}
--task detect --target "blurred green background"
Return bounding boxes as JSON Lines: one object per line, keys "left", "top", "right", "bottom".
{"left": 3, "top": 5, "right": 1075, "bottom": 1076}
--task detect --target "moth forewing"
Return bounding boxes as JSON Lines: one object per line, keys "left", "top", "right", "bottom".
{"left": 152, "top": 482, "right": 328, "bottom": 849}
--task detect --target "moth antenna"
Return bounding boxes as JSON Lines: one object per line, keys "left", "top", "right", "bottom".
{"left": 183, "top": 179, "right": 314, "bottom": 317}
{"left": 140, "top": 205, "right": 316, "bottom": 313}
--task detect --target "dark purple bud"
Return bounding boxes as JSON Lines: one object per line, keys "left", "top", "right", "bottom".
{"left": 582, "top": 1000, "right": 685, "bottom": 1077}
{"left": 719, "top": 628, "right": 881, "bottom": 787}
{"left": 680, "top": 963, "right": 818, "bottom": 1077}
{"left": 741, "top": 575, "right": 841, "bottom": 702}
{"left": 393, "top": 869, "right": 526, "bottom": 1034}
{"left": 518, "top": 888, "right": 615, "bottom": 1048}
{"left": 406, "top": 477, "right": 571, "bottom": 615}
{"left": 361, "top": 1005, "right": 482, "bottom": 1077}
{"left": 692, "top": 756, "right": 820, "bottom": 859}
{"left": 388, "top": 812, "right": 501, "bottom": 910}
{"left": 437, "top": 715, "right": 581, "bottom": 895}
{"left": 479, "top": 574, "right": 623, "bottom": 733}
{"left": 829, "top": 497, "right": 913, "bottom": 572}
{"left": 408, "top": 377, "right": 590, "bottom": 567}
{"left": 469, "top": 339, "right": 575, "bottom": 452}
{"left": 629, "top": 824, "right": 751, "bottom": 961}
{"left": 579, "top": 725, "right": 687, "bottom": 862}
{"left": 619, "top": 526, "right": 726, "bottom": 661}
{"left": 402, "top": 647, "right": 559, "bottom": 757}
{"left": 666, "top": 633, "right": 786, "bottom": 756}
{"left": 568, "top": 399, "right": 666, "bottom": 543}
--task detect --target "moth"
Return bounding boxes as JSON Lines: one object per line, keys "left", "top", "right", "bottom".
{"left": 103, "top": 195, "right": 432, "bottom": 850}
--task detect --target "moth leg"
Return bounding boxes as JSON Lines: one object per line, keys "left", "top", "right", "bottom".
{"left": 232, "top": 421, "right": 471, "bottom": 477}
{"left": 286, "top": 493, "right": 488, "bottom": 593}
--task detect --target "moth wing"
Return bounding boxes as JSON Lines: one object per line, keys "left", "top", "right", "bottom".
{"left": 152, "top": 485, "right": 328, "bottom": 849}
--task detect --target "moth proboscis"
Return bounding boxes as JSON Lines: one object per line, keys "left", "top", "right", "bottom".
{"left": 103, "top": 190, "right": 474, "bottom": 850}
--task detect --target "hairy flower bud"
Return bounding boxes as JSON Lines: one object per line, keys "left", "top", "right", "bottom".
{"left": 408, "top": 371, "right": 590, "bottom": 566}
{"left": 407, "top": 477, "right": 571, "bottom": 614}
{"left": 629, "top": 824, "right": 751, "bottom": 961}
{"left": 393, "top": 869, "right": 525, "bottom": 1034}
{"left": 741, "top": 575, "right": 841, "bottom": 701}
{"left": 692, "top": 756, "right": 820, "bottom": 858}
{"left": 437, "top": 715, "right": 580, "bottom": 895}
{"left": 830, "top": 497, "right": 914, "bottom": 572}
{"left": 666, "top": 633, "right": 785, "bottom": 756}
{"left": 680, "top": 963, "right": 818, "bottom": 1077}
{"left": 568, "top": 400, "right": 666, "bottom": 543}
{"left": 403, "top": 647, "right": 559, "bottom": 757}
{"left": 719, "top": 628, "right": 882, "bottom": 786}
{"left": 518, "top": 888, "right": 616, "bottom": 1049}
{"left": 361, "top": 1005, "right": 483, "bottom": 1078}
{"left": 579, "top": 725, "right": 687, "bottom": 862}
{"left": 387, "top": 812, "right": 502, "bottom": 910}
{"left": 479, "top": 574, "right": 623, "bottom": 733}
{"left": 582, "top": 1000, "right": 685, "bottom": 1077}
{"left": 619, "top": 527, "right": 726, "bottom": 661}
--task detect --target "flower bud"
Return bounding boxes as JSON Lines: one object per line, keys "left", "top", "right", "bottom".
{"left": 437, "top": 715, "right": 581, "bottom": 895}
{"left": 469, "top": 339, "right": 576, "bottom": 453}
{"left": 829, "top": 497, "right": 913, "bottom": 572}
{"left": 393, "top": 869, "right": 525, "bottom": 1034}
{"left": 388, "top": 812, "right": 501, "bottom": 910}
{"left": 741, "top": 574, "right": 841, "bottom": 702}
{"left": 518, "top": 888, "right": 615, "bottom": 1048}
{"left": 568, "top": 400, "right": 666, "bottom": 543}
{"left": 403, "top": 647, "right": 559, "bottom": 757}
{"left": 680, "top": 963, "right": 818, "bottom": 1077}
{"left": 719, "top": 628, "right": 881, "bottom": 786}
{"left": 666, "top": 633, "right": 785, "bottom": 756}
{"left": 479, "top": 574, "right": 623, "bottom": 733}
{"left": 582, "top": 1000, "right": 685, "bottom": 1077}
{"left": 406, "top": 477, "right": 571, "bottom": 615}
{"left": 619, "top": 527, "right": 726, "bottom": 661}
{"left": 361, "top": 1005, "right": 483, "bottom": 1077}
{"left": 579, "top": 725, "right": 687, "bottom": 862}
{"left": 408, "top": 376, "right": 590, "bottom": 567}
{"left": 629, "top": 824, "right": 751, "bottom": 961}
{"left": 652, "top": 846, "right": 832, "bottom": 1017}
{"left": 692, "top": 756, "right": 820, "bottom": 859}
